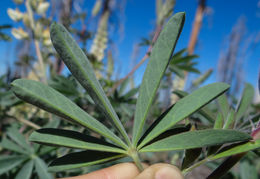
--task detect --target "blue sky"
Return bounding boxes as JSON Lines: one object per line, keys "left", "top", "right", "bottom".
{"left": 0, "top": 0, "right": 259, "bottom": 90}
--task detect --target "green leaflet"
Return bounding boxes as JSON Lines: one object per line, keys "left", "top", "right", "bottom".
{"left": 132, "top": 12, "right": 185, "bottom": 146}
{"left": 210, "top": 139, "right": 260, "bottom": 160}
{"left": 6, "top": 126, "right": 32, "bottom": 153}
{"left": 173, "top": 90, "right": 215, "bottom": 123}
{"left": 214, "top": 113, "right": 224, "bottom": 129}
{"left": 217, "top": 94, "right": 229, "bottom": 120}
{"left": 181, "top": 148, "right": 202, "bottom": 170}
{"left": 1, "top": 137, "right": 29, "bottom": 155}
{"left": 34, "top": 157, "right": 53, "bottom": 179}
{"left": 240, "top": 160, "right": 258, "bottom": 179}
{"left": 11, "top": 79, "right": 127, "bottom": 149}
{"left": 50, "top": 22, "right": 130, "bottom": 145}
{"left": 236, "top": 83, "right": 254, "bottom": 120}
{"left": 15, "top": 160, "right": 34, "bottom": 179}
{"left": 139, "top": 129, "right": 251, "bottom": 152}
{"left": 223, "top": 109, "right": 235, "bottom": 129}
{"left": 139, "top": 83, "right": 230, "bottom": 149}
{"left": 0, "top": 155, "right": 27, "bottom": 175}
{"left": 192, "top": 69, "right": 213, "bottom": 87}
{"left": 48, "top": 151, "right": 125, "bottom": 172}
{"left": 30, "top": 128, "right": 126, "bottom": 154}
{"left": 206, "top": 154, "right": 245, "bottom": 179}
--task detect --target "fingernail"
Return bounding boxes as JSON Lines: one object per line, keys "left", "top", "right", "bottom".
{"left": 155, "top": 166, "right": 182, "bottom": 179}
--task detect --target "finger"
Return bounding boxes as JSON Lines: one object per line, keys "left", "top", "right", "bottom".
{"left": 61, "top": 162, "right": 142, "bottom": 179}
{"left": 136, "top": 163, "right": 184, "bottom": 179}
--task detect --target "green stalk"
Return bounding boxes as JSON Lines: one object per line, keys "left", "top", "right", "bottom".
{"left": 128, "top": 148, "right": 144, "bottom": 172}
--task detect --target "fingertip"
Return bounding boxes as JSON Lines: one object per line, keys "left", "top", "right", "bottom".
{"left": 63, "top": 162, "right": 141, "bottom": 179}
{"left": 136, "top": 163, "right": 183, "bottom": 179}
{"left": 155, "top": 166, "right": 184, "bottom": 179}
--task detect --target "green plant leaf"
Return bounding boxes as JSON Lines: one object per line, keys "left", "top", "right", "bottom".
{"left": 169, "top": 65, "right": 185, "bottom": 78}
{"left": 214, "top": 113, "right": 224, "bottom": 129}
{"left": 240, "top": 160, "right": 258, "bottom": 179}
{"left": 142, "top": 124, "right": 191, "bottom": 147}
{"left": 139, "top": 129, "right": 251, "bottom": 152}
{"left": 217, "top": 94, "right": 229, "bottom": 120}
{"left": 38, "top": 146, "right": 57, "bottom": 156}
{"left": 30, "top": 128, "right": 126, "bottom": 153}
{"left": 34, "top": 157, "right": 53, "bottom": 179}
{"left": 171, "top": 54, "right": 198, "bottom": 65}
{"left": 211, "top": 139, "right": 260, "bottom": 160}
{"left": 192, "top": 69, "right": 213, "bottom": 87}
{"left": 123, "top": 86, "right": 139, "bottom": 99}
{"left": 50, "top": 22, "right": 130, "bottom": 145}
{"left": 177, "top": 65, "right": 200, "bottom": 74}
{"left": 181, "top": 148, "right": 202, "bottom": 170}
{"left": 223, "top": 109, "right": 235, "bottom": 129}
{"left": 132, "top": 12, "right": 185, "bottom": 146}
{"left": 0, "top": 155, "right": 27, "bottom": 175}
{"left": 236, "top": 83, "right": 254, "bottom": 120}
{"left": 48, "top": 151, "right": 125, "bottom": 172}
{"left": 171, "top": 48, "right": 186, "bottom": 60}
{"left": 15, "top": 160, "right": 34, "bottom": 179}
{"left": 173, "top": 90, "right": 215, "bottom": 123}
{"left": 0, "top": 137, "right": 29, "bottom": 155}
{"left": 139, "top": 83, "right": 230, "bottom": 148}
{"left": 207, "top": 153, "right": 245, "bottom": 179}
{"left": 137, "top": 104, "right": 175, "bottom": 145}
{"left": 12, "top": 79, "right": 127, "bottom": 149}
{"left": 118, "top": 78, "right": 130, "bottom": 96}
{"left": 6, "top": 126, "right": 32, "bottom": 153}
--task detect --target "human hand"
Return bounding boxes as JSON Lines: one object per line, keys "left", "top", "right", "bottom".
{"left": 62, "top": 163, "right": 184, "bottom": 179}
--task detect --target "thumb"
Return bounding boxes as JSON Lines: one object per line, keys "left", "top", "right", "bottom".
{"left": 136, "top": 163, "right": 184, "bottom": 179}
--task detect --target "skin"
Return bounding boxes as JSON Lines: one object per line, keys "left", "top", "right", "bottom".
{"left": 61, "top": 163, "right": 184, "bottom": 179}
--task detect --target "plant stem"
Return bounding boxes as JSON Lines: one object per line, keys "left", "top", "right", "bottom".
{"left": 7, "top": 115, "right": 40, "bottom": 130}
{"left": 128, "top": 148, "right": 144, "bottom": 172}
{"left": 132, "top": 152, "right": 144, "bottom": 171}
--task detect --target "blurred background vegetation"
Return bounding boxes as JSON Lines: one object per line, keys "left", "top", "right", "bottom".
{"left": 0, "top": 0, "right": 259, "bottom": 178}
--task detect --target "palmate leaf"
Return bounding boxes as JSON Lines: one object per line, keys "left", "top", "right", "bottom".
{"left": 139, "top": 129, "right": 251, "bottom": 152}
{"left": 132, "top": 12, "right": 186, "bottom": 146}
{"left": 30, "top": 128, "right": 126, "bottom": 153}
{"left": 11, "top": 79, "right": 127, "bottom": 149}
{"left": 48, "top": 151, "right": 125, "bottom": 172}
{"left": 138, "top": 83, "right": 230, "bottom": 149}
{"left": 50, "top": 22, "right": 130, "bottom": 145}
